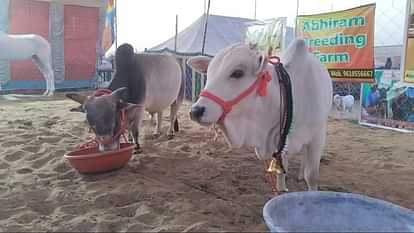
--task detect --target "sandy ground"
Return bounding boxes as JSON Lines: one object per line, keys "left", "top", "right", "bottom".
{"left": 0, "top": 93, "right": 413, "bottom": 232}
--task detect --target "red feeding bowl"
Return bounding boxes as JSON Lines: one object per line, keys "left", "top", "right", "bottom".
{"left": 64, "top": 143, "right": 135, "bottom": 174}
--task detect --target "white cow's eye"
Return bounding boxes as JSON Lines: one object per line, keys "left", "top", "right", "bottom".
{"left": 230, "top": 69, "right": 244, "bottom": 79}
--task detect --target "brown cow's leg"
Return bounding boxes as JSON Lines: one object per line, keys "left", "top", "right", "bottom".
{"left": 132, "top": 128, "right": 142, "bottom": 154}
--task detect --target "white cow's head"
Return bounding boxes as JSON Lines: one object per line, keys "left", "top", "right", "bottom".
{"left": 188, "top": 43, "right": 283, "bottom": 157}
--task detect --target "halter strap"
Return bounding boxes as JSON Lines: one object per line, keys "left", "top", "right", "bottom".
{"left": 199, "top": 69, "right": 272, "bottom": 124}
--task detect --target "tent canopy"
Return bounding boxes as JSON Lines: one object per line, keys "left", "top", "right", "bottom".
{"left": 150, "top": 14, "right": 295, "bottom": 57}
{"left": 150, "top": 14, "right": 255, "bottom": 56}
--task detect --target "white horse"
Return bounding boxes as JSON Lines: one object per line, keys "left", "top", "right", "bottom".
{"left": 0, "top": 31, "right": 55, "bottom": 96}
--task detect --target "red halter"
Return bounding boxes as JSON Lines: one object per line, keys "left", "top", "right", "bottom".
{"left": 79, "top": 88, "right": 128, "bottom": 149}
{"left": 199, "top": 56, "right": 280, "bottom": 124}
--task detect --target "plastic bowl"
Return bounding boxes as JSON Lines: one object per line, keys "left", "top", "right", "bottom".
{"left": 263, "top": 191, "right": 414, "bottom": 232}
{"left": 64, "top": 143, "right": 135, "bottom": 174}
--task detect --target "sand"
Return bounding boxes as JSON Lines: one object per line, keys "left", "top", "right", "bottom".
{"left": 0, "top": 92, "right": 413, "bottom": 232}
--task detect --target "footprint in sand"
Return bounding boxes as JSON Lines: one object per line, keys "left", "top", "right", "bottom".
{"left": 38, "top": 136, "right": 62, "bottom": 144}
{"left": 20, "top": 133, "right": 40, "bottom": 139}
{"left": 126, "top": 223, "right": 153, "bottom": 232}
{"left": 179, "top": 145, "right": 192, "bottom": 153}
{"left": 43, "top": 119, "right": 58, "bottom": 127}
{"left": 57, "top": 170, "right": 77, "bottom": 180}
{"left": 31, "top": 154, "right": 56, "bottom": 169}
{"left": 22, "top": 145, "right": 42, "bottom": 154}
{"left": 59, "top": 204, "right": 91, "bottom": 215}
{"left": 0, "top": 195, "right": 26, "bottom": 210}
{"left": 22, "top": 190, "right": 54, "bottom": 215}
{"left": 16, "top": 167, "right": 33, "bottom": 174}
{"left": 0, "top": 162, "right": 10, "bottom": 170}
{"left": 53, "top": 161, "right": 71, "bottom": 173}
{"left": 1, "top": 140, "right": 27, "bottom": 147}
{"left": 13, "top": 211, "right": 39, "bottom": 225}
{"left": 94, "top": 193, "right": 140, "bottom": 209}
{"left": 4, "top": 150, "right": 25, "bottom": 162}
{"left": 17, "top": 124, "right": 33, "bottom": 130}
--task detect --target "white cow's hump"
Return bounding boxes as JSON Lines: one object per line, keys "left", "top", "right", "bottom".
{"left": 280, "top": 39, "right": 333, "bottom": 153}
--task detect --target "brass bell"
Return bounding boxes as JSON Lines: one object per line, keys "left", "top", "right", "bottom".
{"left": 266, "top": 158, "right": 283, "bottom": 174}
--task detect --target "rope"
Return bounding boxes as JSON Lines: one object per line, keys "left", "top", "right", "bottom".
{"left": 272, "top": 61, "right": 294, "bottom": 159}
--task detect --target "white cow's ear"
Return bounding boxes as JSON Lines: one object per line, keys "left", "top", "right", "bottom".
{"left": 187, "top": 56, "right": 211, "bottom": 74}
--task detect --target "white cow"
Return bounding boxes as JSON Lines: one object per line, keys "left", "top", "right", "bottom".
{"left": 0, "top": 31, "right": 55, "bottom": 96}
{"left": 188, "top": 39, "right": 333, "bottom": 191}
{"left": 333, "top": 94, "right": 355, "bottom": 112}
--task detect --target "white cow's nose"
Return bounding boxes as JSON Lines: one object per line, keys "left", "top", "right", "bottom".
{"left": 190, "top": 105, "right": 205, "bottom": 121}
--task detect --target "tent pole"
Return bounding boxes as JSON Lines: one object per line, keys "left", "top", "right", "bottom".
{"left": 174, "top": 15, "right": 178, "bottom": 52}
{"left": 254, "top": 0, "right": 257, "bottom": 20}
{"left": 201, "top": 0, "right": 211, "bottom": 55}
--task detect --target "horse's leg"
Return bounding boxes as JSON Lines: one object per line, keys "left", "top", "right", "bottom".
{"left": 167, "top": 100, "right": 181, "bottom": 139}
{"left": 46, "top": 64, "right": 55, "bottom": 96}
{"left": 31, "top": 55, "right": 48, "bottom": 95}
{"left": 43, "top": 51, "right": 55, "bottom": 96}
{"left": 32, "top": 53, "right": 54, "bottom": 96}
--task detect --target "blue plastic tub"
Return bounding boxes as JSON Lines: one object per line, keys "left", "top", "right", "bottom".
{"left": 263, "top": 191, "right": 414, "bottom": 232}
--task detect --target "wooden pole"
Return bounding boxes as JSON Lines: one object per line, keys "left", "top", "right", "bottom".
{"left": 201, "top": 0, "right": 210, "bottom": 55}
{"left": 295, "top": 0, "right": 299, "bottom": 36}
{"left": 174, "top": 15, "right": 178, "bottom": 52}
{"left": 254, "top": 0, "right": 257, "bottom": 20}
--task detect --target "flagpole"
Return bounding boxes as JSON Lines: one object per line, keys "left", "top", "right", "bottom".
{"left": 115, "top": 0, "right": 118, "bottom": 49}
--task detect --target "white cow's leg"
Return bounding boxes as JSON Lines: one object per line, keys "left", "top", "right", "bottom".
{"left": 153, "top": 111, "right": 163, "bottom": 136}
{"left": 298, "top": 152, "right": 305, "bottom": 182}
{"left": 132, "top": 109, "right": 144, "bottom": 153}
{"left": 167, "top": 100, "right": 180, "bottom": 139}
{"left": 304, "top": 129, "right": 326, "bottom": 191}
{"left": 150, "top": 112, "right": 156, "bottom": 126}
